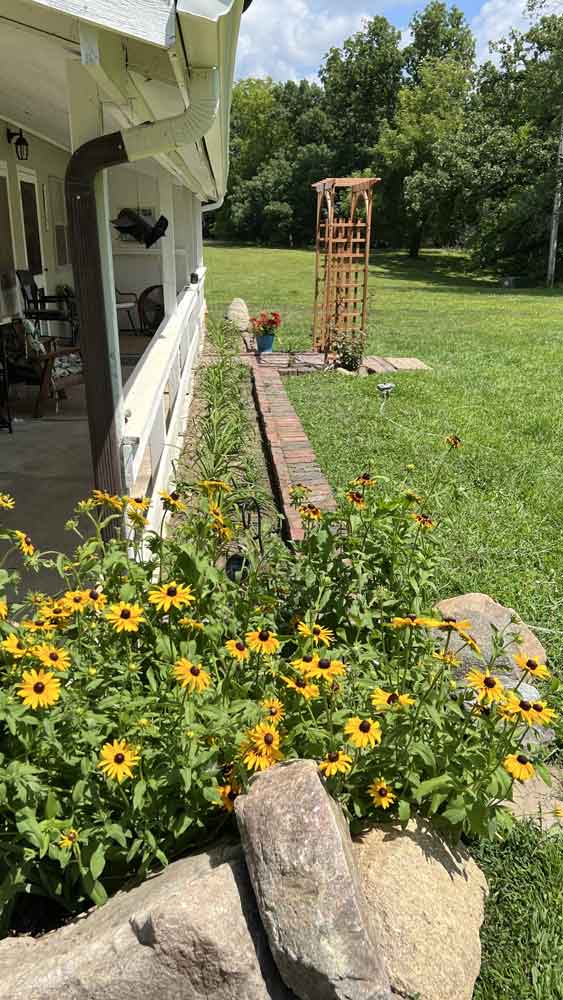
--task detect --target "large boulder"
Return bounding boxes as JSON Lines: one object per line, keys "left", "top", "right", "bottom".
{"left": 0, "top": 842, "right": 292, "bottom": 1000}
{"left": 508, "top": 763, "right": 563, "bottom": 830}
{"left": 353, "top": 819, "right": 488, "bottom": 1000}
{"left": 436, "top": 593, "right": 553, "bottom": 745}
{"left": 235, "top": 760, "right": 391, "bottom": 1000}
{"left": 226, "top": 297, "right": 250, "bottom": 333}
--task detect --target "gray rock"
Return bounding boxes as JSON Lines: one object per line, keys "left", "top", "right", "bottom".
{"left": 235, "top": 760, "right": 391, "bottom": 1000}
{"left": 226, "top": 297, "right": 250, "bottom": 332}
{"left": 354, "top": 819, "right": 488, "bottom": 1000}
{"left": 507, "top": 763, "right": 563, "bottom": 830}
{"left": 0, "top": 842, "right": 292, "bottom": 1000}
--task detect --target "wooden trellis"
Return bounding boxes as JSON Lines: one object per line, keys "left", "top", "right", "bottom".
{"left": 312, "top": 177, "right": 380, "bottom": 356}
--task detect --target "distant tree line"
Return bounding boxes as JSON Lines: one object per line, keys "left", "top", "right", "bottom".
{"left": 209, "top": 1, "right": 563, "bottom": 279}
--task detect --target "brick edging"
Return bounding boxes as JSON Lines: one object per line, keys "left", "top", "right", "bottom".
{"left": 250, "top": 361, "right": 336, "bottom": 542}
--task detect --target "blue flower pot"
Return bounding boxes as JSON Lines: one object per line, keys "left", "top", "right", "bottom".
{"left": 256, "top": 332, "right": 275, "bottom": 353}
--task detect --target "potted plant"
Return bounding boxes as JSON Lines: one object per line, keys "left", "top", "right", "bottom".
{"left": 250, "top": 310, "right": 281, "bottom": 353}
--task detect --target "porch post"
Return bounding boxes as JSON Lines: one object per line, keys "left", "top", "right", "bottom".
{"left": 193, "top": 195, "right": 203, "bottom": 269}
{"left": 66, "top": 59, "right": 125, "bottom": 495}
{"left": 158, "top": 170, "right": 177, "bottom": 316}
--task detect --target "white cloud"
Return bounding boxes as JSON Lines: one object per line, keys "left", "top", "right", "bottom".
{"left": 470, "top": 0, "right": 530, "bottom": 63}
{"left": 236, "top": 0, "right": 370, "bottom": 80}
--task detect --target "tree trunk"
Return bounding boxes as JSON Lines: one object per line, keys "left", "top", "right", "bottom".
{"left": 547, "top": 105, "right": 563, "bottom": 287}
{"left": 408, "top": 226, "right": 423, "bottom": 258}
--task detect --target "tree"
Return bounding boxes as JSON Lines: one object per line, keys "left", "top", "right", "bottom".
{"left": 403, "top": 0, "right": 475, "bottom": 84}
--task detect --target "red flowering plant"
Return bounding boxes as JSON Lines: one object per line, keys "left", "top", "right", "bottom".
{"left": 250, "top": 311, "right": 282, "bottom": 336}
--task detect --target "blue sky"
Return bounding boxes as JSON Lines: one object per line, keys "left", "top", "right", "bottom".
{"left": 236, "top": 0, "right": 530, "bottom": 80}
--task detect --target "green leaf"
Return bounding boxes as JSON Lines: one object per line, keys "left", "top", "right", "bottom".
{"left": 414, "top": 774, "right": 452, "bottom": 802}
{"left": 133, "top": 779, "right": 146, "bottom": 811}
{"left": 398, "top": 799, "right": 411, "bottom": 822}
{"left": 44, "top": 791, "right": 60, "bottom": 820}
{"left": 535, "top": 761, "right": 552, "bottom": 786}
{"left": 105, "top": 823, "right": 127, "bottom": 847}
{"left": 82, "top": 872, "right": 108, "bottom": 906}
{"left": 89, "top": 843, "right": 106, "bottom": 880}
{"left": 411, "top": 741, "right": 436, "bottom": 768}
{"left": 441, "top": 805, "right": 466, "bottom": 825}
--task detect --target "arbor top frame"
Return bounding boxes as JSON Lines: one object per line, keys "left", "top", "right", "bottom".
{"left": 311, "top": 177, "right": 381, "bottom": 194}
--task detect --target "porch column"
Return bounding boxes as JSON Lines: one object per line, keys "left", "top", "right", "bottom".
{"left": 158, "top": 171, "right": 177, "bottom": 316}
{"left": 193, "top": 195, "right": 203, "bottom": 269}
{"left": 66, "top": 58, "right": 125, "bottom": 494}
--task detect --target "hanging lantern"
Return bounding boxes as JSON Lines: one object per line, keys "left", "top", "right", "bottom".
{"left": 6, "top": 128, "right": 29, "bottom": 161}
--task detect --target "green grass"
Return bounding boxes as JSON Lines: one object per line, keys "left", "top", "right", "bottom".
{"left": 205, "top": 243, "right": 563, "bottom": 999}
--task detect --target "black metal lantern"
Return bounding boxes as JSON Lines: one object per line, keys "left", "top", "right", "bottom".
{"left": 6, "top": 128, "right": 29, "bottom": 161}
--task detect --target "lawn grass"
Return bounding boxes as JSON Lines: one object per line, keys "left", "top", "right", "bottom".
{"left": 205, "top": 243, "right": 563, "bottom": 999}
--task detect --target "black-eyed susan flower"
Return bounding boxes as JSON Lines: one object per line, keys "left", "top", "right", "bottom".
{"left": 59, "top": 828, "right": 79, "bottom": 849}
{"left": 291, "top": 652, "right": 318, "bottom": 672}
{"left": 466, "top": 669, "right": 504, "bottom": 704}
{"left": 296, "top": 621, "right": 334, "bottom": 647}
{"left": 0, "top": 493, "right": 15, "bottom": 510}
{"left": 180, "top": 617, "right": 205, "bottom": 631}
{"left": 127, "top": 509, "right": 147, "bottom": 531}
{"left": 14, "top": 531, "right": 34, "bottom": 556}
{"left": 446, "top": 434, "right": 462, "bottom": 449}
{"left": 530, "top": 701, "right": 556, "bottom": 726}
{"left": 436, "top": 617, "right": 472, "bottom": 633}
{"left": 368, "top": 777, "right": 396, "bottom": 809}
{"left": 303, "top": 656, "right": 345, "bottom": 681}
{"left": 34, "top": 643, "right": 70, "bottom": 672}
{"left": 160, "top": 490, "right": 187, "bottom": 513}
{"left": 241, "top": 722, "right": 283, "bottom": 771}
{"left": 246, "top": 628, "right": 280, "bottom": 655}
{"left": 17, "top": 668, "right": 61, "bottom": 709}
{"left": 125, "top": 495, "right": 150, "bottom": 513}
{"left": 412, "top": 513, "right": 434, "bottom": 529}
{"left": 98, "top": 739, "right": 139, "bottom": 782}
{"left": 351, "top": 472, "right": 377, "bottom": 488}
{"left": 91, "top": 489, "right": 124, "bottom": 510}
{"left": 504, "top": 753, "right": 535, "bottom": 782}
{"left": 217, "top": 783, "right": 240, "bottom": 812}
{"left": 298, "top": 503, "right": 322, "bottom": 521}
{"left": 262, "top": 697, "right": 285, "bottom": 723}
{"left": 148, "top": 581, "right": 195, "bottom": 613}
{"left": 211, "top": 519, "right": 233, "bottom": 541}
{"left": 1, "top": 634, "right": 28, "bottom": 659}
{"left": 21, "top": 617, "right": 56, "bottom": 634}
{"left": 281, "top": 674, "right": 319, "bottom": 700}
{"left": 371, "top": 687, "right": 415, "bottom": 711}
{"left": 173, "top": 658, "right": 211, "bottom": 693}
{"left": 105, "top": 602, "right": 145, "bottom": 633}
{"left": 344, "top": 717, "right": 382, "bottom": 749}
{"left": 86, "top": 589, "right": 107, "bottom": 610}
{"left": 390, "top": 614, "right": 438, "bottom": 629}
{"left": 225, "top": 639, "right": 250, "bottom": 661}
{"left": 432, "top": 650, "right": 461, "bottom": 667}
{"left": 319, "top": 750, "right": 352, "bottom": 777}
{"left": 0, "top": 599, "right": 7, "bottom": 621}
{"left": 64, "top": 590, "right": 90, "bottom": 613}
{"left": 199, "top": 479, "right": 231, "bottom": 493}
{"left": 513, "top": 654, "right": 550, "bottom": 680}
{"left": 345, "top": 490, "right": 365, "bottom": 510}
{"left": 40, "top": 600, "right": 72, "bottom": 626}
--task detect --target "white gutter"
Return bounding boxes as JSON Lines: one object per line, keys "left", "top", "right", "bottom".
{"left": 202, "top": 194, "right": 224, "bottom": 213}
{"left": 122, "top": 67, "right": 219, "bottom": 162}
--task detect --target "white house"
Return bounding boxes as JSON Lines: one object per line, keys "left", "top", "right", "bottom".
{"left": 0, "top": 0, "right": 251, "bottom": 533}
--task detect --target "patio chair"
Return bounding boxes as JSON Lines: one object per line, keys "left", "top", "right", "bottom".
{"left": 3, "top": 327, "right": 83, "bottom": 419}
{"left": 116, "top": 287, "right": 140, "bottom": 332}
{"left": 16, "top": 270, "right": 78, "bottom": 343}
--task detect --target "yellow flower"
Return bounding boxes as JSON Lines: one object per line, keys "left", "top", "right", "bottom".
{"left": 291, "top": 653, "right": 318, "bottom": 672}
{"left": 173, "top": 658, "right": 211, "bottom": 693}
{"left": 437, "top": 617, "right": 472, "bottom": 633}
{"left": 466, "top": 669, "right": 504, "bottom": 704}
{"left": 281, "top": 674, "right": 319, "bottom": 700}
{"left": 98, "top": 739, "right": 139, "bottom": 782}
{"left": 86, "top": 588, "right": 107, "bottom": 610}
{"left": 0, "top": 493, "right": 15, "bottom": 510}
{"left": 390, "top": 614, "right": 439, "bottom": 629}
{"left": 319, "top": 750, "right": 352, "bottom": 777}
{"left": 217, "top": 783, "right": 240, "bottom": 812}
{"left": 1, "top": 634, "right": 28, "bottom": 659}
{"left": 105, "top": 602, "right": 145, "bottom": 633}
{"left": 21, "top": 617, "right": 56, "bottom": 634}
{"left": 296, "top": 621, "right": 335, "bottom": 647}
{"left": 64, "top": 590, "right": 90, "bottom": 613}
{"left": 211, "top": 519, "right": 233, "bottom": 541}
{"left": 246, "top": 628, "right": 280, "bottom": 655}
{"left": 125, "top": 495, "right": 150, "bottom": 513}
{"left": 17, "top": 668, "right": 61, "bottom": 709}
{"left": 412, "top": 512, "right": 434, "bottom": 529}
{"left": 14, "top": 530, "right": 34, "bottom": 556}
{"left": 513, "top": 654, "right": 550, "bottom": 680}
{"left": 199, "top": 479, "right": 231, "bottom": 493}
{"left": 298, "top": 503, "right": 322, "bottom": 521}
{"left": 262, "top": 697, "right": 285, "bottom": 723}
{"left": 371, "top": 687, "right": 415, "bottom": 711}
{"left": 351, "top": 472, "right": 377, "bottom": 488}
{"left": 148, "top": 581, "right": 196, "bottom": 613}
{"left": 0, "top": 599, "right": 7, "bottom": 620}
{"left": 241, "top": 722, "right": 283, "bottom": 771}
{"left": 92, "top": 489, "right": 124, "bottom": 510}
{"left": 225, "top": 639, "right": 250, "bottom": 661}
{"left": 345, "top": 490, "right": 365, "bottom": 509}
{"left": 179, "top": 616, "right": 204, "bottom": 630}
{"left": 368, "top": 777, "right": 396, "bottom": 809}
{"left": 432, "top": 650, "right": 461, "bottom": 667}
{"left": 303, "top": 656, "right": 345, "bottom": 681}
{"left": 552, "top": 803, "right": 563, "bottom": 819}
{"left": 33, "top": 643, "right": 70, "bottom": 672}
{"left": 160, "top": 490, "right": 187, "bottom": 512}
{"left": 344, "top": 717, "right": 382, "bottom": 749}
{"left": 59, "top": 828, "right": 79, "bottom": 850}
{"left": 446, "top": 434, "right": 462, "bottom": 449}
{"left": 528, "top": 700, "right": 556, "bottom": 726}
{"left": 503, "top": 753, "right": 535, "bottom": 782}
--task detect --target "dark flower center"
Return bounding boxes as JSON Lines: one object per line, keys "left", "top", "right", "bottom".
{"left": 517, "top": 754, "right": 528, "bottom": 765}
{"left": 484, "top": 676, "right": 496, "bottom": 688}
{"left": 114, "top": 753, "right": 125, "bottom": 764}
{"left": 407, "top": 614, "right": 417, "bottom": 621}
{"left": 533, "top": 703, "right": 544, "bottom": 713}
{"left": 295, "top": 677, "right": 306, "bottom": 688}
{"left": 258, "top": 630, "right": 270, "bottom": 642}
{"left": 378, "top": 787, "right": 388, "bottom": 797}
{"left": 72, "top": 596, "right": 81, "bottom": 604}
{"left": 519, "top": 700, "right": 531, "bottom": 711}
{"left": 49, "top": 652, "right": 59, "bottom": 662}
{"left": 313, "top": 626, "right": 321, "bottom": 636}
{"left": 526, "top": 659, "right": 537, "bottom": 669}
{"left": 190, "top": 666, "right": 201, "bottom": 676}
{"left": 89, "top": 590, "right": 99, "bottom": 600}
{"left": 120, "top": 609, "right": 131, "bottom": 620}
{"left": 67, "top": 831, "right": 77, "bottom": 842}
{"left": 387, "top": 692, "right": 399, "bottom": 704}
{"left": 166, "top": 586, "right": 178, "bottom": 597}
{"left": 362, "top": 471, "right": 371, "bottom": 479}
{"left": 327, "top": 751, "right": 339, "bottom": 762}
{"left": 359, "top": 721, "right": 371, "bottom": 733}
{"left": 33, "top": 682, "right": 45, "bottom": 693}
{"left": 264, "top": 733, "right": 274, "bottom": 746}
{"left": 17, "top": 641, "right": 24, "bottom": 650}
{"left": 268, "top": 707, "right": 278, "bottom": 716}
{"left": 170, "top": 492, "right": 179, "bottom": 501}
{"left": 134, "top": 497, "right": 143, "bottom": 503}
{"left": 36, "top": 620, "right": 44, "bottom": 627}
{"left": 227, "top": 789, "right": 237, "bottom": 800}
{"left": 236, "top": 642, "right": 246, "bottom": 652}
{"left": 443, "top": 616, "right": 456, "bottom": 624}
{"left": 319, "top": 658, "right": 330, "bottom": 669}
{"left": 24, "top": 536, "right": 32, "bottom": 545}
{"left": 302, "top": 654, "right": 313, "bottom": 663}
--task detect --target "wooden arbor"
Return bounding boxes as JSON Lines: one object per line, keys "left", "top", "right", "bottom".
{"left": 312, "top": 177, "right": 380, "bottom": 356}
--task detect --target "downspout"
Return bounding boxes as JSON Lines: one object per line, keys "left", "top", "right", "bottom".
{"left": 65, "top": 68, "right": 219, "bottom": 495}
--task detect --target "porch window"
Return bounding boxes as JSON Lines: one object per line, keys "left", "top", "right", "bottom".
{"left": 49, "top": 176, "right": 68, "bottom": 269}
{"left": 20, "top": 179, "right": 43, "bottom": 275}
{"left": 0, "top": 175, "right": 16, "bottom": 318}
